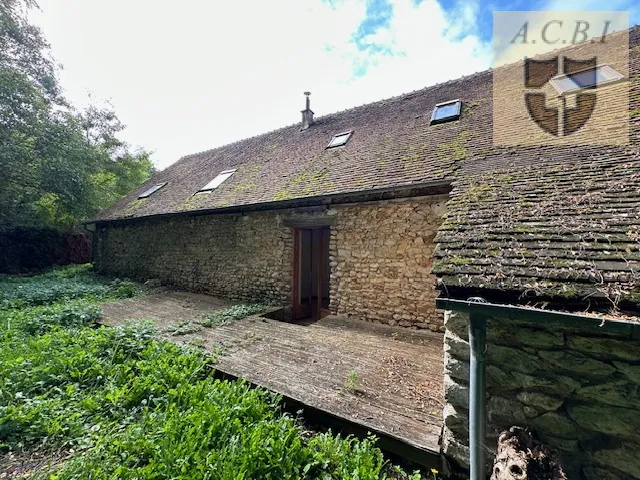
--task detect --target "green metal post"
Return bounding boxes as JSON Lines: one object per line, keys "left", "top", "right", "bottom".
{"left": 469, "top": 312, "right": 487, "bottom": 480}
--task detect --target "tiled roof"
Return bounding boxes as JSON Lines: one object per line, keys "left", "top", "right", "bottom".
{"left": 432, "top": 27, "right": 640, "bottom": 310}
{"left": 95, "top": 70, "right": 493, "bottom": 221}
{"left": 432, "top": 147, "right": 640, "bottom": 308}
{"left": 96, "top": 27, "right": 640, "bottom": 311}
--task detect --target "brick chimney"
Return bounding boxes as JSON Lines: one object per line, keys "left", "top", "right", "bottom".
{"left": 300, "top": 91, "right": 314, "bottom": 130}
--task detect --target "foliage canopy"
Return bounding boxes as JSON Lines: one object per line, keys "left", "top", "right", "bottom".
{"left": 0, "top": 0, "right": 154, "bottom": 229}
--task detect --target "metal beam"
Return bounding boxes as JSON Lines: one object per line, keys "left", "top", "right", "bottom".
{"left": 436, "top": 297, "right": 639, "bottom": 338}
{"left": 468, "top": 312, "right": 487, "bottom": 480}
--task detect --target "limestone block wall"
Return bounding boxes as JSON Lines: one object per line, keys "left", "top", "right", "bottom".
{"left": 443, "top": 310, "right": 640, "bottom": 480}
{"left": 94, "top": 195, "right": 447, "bottom": 330}
{"left": 330, "top": 198, "right": 446, "bottom": 330}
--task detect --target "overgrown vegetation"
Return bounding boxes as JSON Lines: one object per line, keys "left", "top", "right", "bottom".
{"left": 0, "top": 264, "right": 139, "bottom": 309}
{"left": 199, "top": 302, "right": 269, "bottom": 327}
{"left": 0, "top": 266, "right": 427, "bottom": 479}
{"left": 163, "top": 320, "right": 204, "bottom": 336}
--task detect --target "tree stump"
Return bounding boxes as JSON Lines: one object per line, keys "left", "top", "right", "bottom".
{"left": 491, "top": 427, "right": 567, "bottom": 480}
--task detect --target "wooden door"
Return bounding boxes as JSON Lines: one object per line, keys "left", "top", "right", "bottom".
{"left": 293, "top": 227, "right": 329, "bottom": 321}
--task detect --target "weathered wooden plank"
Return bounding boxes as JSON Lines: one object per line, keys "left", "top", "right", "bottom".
{"left": 100, "top": 292, "right": 444, "bottom": 454}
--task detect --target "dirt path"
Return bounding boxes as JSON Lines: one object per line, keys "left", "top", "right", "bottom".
{"left": 0, "top": 449, "right": 70, "bottom": 479}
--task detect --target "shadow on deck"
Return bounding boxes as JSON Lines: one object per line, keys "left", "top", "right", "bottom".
{"left": 100, "top": 291, "right": 444, "bottom": 467}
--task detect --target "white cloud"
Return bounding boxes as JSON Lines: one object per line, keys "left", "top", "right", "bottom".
{"left": 344, "top": 0, "right": 490, "bottom": 93}
{"left": 32, "top": 0, "right": 491, "bottom": 169}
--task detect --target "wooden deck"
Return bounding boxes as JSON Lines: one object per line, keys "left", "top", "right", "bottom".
{"left": 101, "top": 291, "right": 444, "bottom": 457}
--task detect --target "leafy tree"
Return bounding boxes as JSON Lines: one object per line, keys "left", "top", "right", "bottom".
{"left": 0, "top": 0, "right": 154, "bottom": 229}
{"left": 78, "top": 103, "right": 155, "bottom": 212}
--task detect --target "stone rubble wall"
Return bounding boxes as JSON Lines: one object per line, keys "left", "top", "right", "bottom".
{"left": 94, "top": 196, "right": 446, "bottom": 330}
{"left": 330, "top": 199, "right": 446, "bottom": 331}
{"left": 443, "top": 310, "right": 640, "bottom": 480}
{"left": 94, "top": 212, "right": 294, "bottom": 305}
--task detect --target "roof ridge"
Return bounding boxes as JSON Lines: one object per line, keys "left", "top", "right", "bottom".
{"left": 315, "top": 70, "right": 491, "bottom": 119}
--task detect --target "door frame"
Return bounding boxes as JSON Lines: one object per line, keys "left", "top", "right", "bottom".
{"left": 292, "top": 226, "right": 329, "bottom": 320}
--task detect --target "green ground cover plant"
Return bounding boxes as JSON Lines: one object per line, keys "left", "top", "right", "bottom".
{"left": 0, "top": 264, "right": 139, "bottom": 309}
{"left": 199, "top": 303, "right": 269, "bottom": 327}
{"left": 164, "top": 301, "right": 270, "bottom": 336}
{"left": 0, "top": 266, "right": 428, "bottom": 479}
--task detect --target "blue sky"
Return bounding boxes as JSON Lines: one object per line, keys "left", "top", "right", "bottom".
{"left": 350, "top": 0, "right": 638, "bottom": 63}
{"left": 32, "top": 0, "right": 639, "bottom": 169}
{"left": 353, "top": 0, "right": 638, "bottom": 47}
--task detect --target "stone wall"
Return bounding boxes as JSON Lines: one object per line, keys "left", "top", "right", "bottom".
{"left": 330, "top": 199, "right": 446, "bottom": 330}
{"left": 94, "top": 212, "right": 293, "bottom": 305}
{"left": 443, "top": 310, "right": 640, "bottom": 480}
{"left": 94, "top": 195, "right": 446, "bottom": 330}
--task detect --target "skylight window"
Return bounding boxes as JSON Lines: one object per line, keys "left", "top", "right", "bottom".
{"left": 199, "top": 169, "right": 236, "bottom": 192}
{"left": 327, "top": 131, "right": 353, "bottom": 148}
{"left": 430, "top": 100, "right": 462, "bottom": 125}
{"left": 549, "top": 65, "right": 623, "bottom": 95}
{"left": 138, "top": 182, "right": 167, "bottom": 199}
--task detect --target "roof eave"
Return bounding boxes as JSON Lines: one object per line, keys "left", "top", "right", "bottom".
{"left": 436, "top": 296, "right": 640, "bottom": 335}
{"left": 89, "top": 179, "right": 453, "bottom": 226}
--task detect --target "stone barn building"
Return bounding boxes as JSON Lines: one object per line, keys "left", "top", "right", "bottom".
{"left": 92, "top": 29, "right": 640, "bottom": 330}
{"left": 92, "top": 26, "right": 640, "bottom": 479}
{"left": 91, "top": 78, "right": 479, "bottom": 331}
